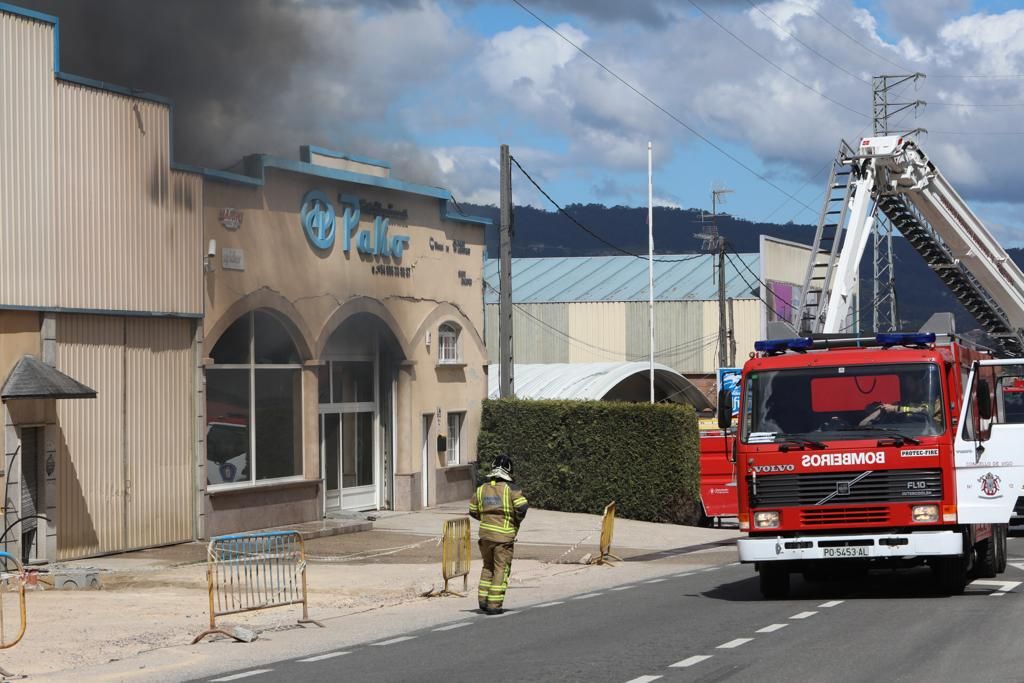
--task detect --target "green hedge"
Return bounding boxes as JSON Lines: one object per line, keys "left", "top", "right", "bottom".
{"left": 477, "top": 399, "right": 700, "bottom": 524}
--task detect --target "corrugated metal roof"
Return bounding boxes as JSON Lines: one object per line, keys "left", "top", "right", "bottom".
{"left": 487, "top": 362, "right": 713, "bottom": 410}
{"left": 483, "top": 254, "right": 760, "bottom": 303}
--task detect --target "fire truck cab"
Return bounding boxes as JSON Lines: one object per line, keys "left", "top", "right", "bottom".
{"left": 726, "top": 332, "right": 1024, "bottom": 597}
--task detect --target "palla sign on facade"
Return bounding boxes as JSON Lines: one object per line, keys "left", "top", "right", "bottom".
{"left": 300, "top": 190, "right": 410, "bottom": 257}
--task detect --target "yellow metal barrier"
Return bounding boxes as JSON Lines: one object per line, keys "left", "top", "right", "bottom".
{"left": 589, "top": 501, "right": 622, "bottom": 566}
{"left": 0, "top": 553, "right": 28, "bottom": 679}
{"left": 439, "top": 517, "right": 472, "bottom": 596}
{"left": 193, "top": 531, "right": 323, "bottom": 644}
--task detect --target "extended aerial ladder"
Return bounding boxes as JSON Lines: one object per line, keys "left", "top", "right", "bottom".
{"left": 796, "top": 135, "right": 1024, "bottom": 357}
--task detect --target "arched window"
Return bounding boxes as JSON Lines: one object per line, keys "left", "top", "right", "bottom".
{"left": 438, "top": 323, "right": 460, "bottom": 364}
{"left": 206, "top": 310, "right": 303, "bottom": 487}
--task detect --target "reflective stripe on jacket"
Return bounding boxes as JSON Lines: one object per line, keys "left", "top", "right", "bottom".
{"left": 469, "top": 479, "right": 528, "bottom": 541}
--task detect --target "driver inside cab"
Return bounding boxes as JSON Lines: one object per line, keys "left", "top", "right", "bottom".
{"left": 858, "top": 372, "right": 944, "bottom": 429}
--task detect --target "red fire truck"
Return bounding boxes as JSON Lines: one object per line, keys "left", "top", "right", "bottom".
{"left": 698, "top": 429, "right": 737, "bottom": 525}
{"left": 725, "top": 133, "right": 1024, "bottom": 597}
{"left": 724, "top": 332, "right": 1021, "bottom": 597}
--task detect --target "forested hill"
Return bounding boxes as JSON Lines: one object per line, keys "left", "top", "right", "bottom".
{"left": 464, "top": 202, "right": 1024, "bottom": 333}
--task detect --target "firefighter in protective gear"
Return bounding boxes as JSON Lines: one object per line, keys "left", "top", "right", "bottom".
{"left": 469, "top": 454, "right": 528, "bottom": 614}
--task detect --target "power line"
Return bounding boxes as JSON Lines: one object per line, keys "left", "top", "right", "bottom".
{"left": 509, "top": 0, "right": 818, "bottom": 215}
{"left": 744, "top": 0, "right": 870, "bottom": 86}
{"left": 723, "top": 249, "right": 792, "bottom": 322}
{"left": 510, "top": 156, "right": 704, "bottom": 263}
{"left": 689, "top": 1, "right": 868, "bottom": 119}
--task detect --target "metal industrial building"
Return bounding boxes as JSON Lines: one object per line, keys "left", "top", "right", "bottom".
{"left": 0, "top": 4, "right": 489, "bottom": 562}
{"left": 484, "top": 238, "right": 818, "bottom": 400}
{"left": 484, "top": 237, "right": 815, "bottom": 400}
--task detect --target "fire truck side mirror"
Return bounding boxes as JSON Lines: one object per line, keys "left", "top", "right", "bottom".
{"left": 717, "top": 389, "right": 733, "bottom": 430}
{"left": 977, "top": 378, "right": 993, "bottom": 421}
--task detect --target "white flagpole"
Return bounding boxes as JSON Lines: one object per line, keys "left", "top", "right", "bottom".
{"left": 648, "top": 141, "right": 655, "bottom": 404}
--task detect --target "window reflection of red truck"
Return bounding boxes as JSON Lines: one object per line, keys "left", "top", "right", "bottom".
{"left": 206, "top": 402, "right": 249, "bottom": 485}
{"left": 698, "top": 428, "right": 737, "bottom": 525}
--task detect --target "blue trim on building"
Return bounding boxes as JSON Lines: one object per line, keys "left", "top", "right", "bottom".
{"left": 440, "top": 198, "right": 492, "bottom": 226}
{"left": 197, "top": 167, "right": 264, "bottom": 187}
{"left": 0, "top": 2, "right": 60, "bottom": 70}
{"left": 56, "top": 72, "right": 174, "bottom": 106}
{"left": 0, "top": 303, "right": 202, "bottom": 319}
{"left": 299, "top": 144, "right": 391, "bottom": 170}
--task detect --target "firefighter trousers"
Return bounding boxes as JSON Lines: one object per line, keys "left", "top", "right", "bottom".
{"left": 478, "top": 538, "right": 515, "bottom": 609}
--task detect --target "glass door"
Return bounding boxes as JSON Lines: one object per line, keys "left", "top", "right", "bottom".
{"left": 321, "top": 413, "right": 341, "bottom": 512}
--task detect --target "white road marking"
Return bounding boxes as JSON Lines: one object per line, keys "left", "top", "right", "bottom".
{"left": 572, "top": 592, "right": 602, "bottom": 600}
{"left": 210, "top": 672, "right": 273, "bottom": 682}
{"left": 372, "top": 636, "right": 417, "bottom": 646}
{"left": 433, "top": 622, "right": 471, "bottom": 631}
{"left": 646, "top": 578, "right": 667, "bottom": 584}
{"left": 970, "top": 579, "right": 1021, "bottom": 593}
{"left": 1008, "top": 561, "right": 1024, "bottom": 572}
{"left": 729, "top": 562, "right": 741, "bottom": 566}
{"left": 991, "top": 592, "right": 1007, "bottom": 597}
{"left": 670, "top": 655, "right": 713, "bottom": 668}
{"left": 532, "top": 601, "right": 565, "bottom": 608}
{"left": 717, "top": 638, "right": 754, "bottom": 649}
{"left": 625, "top": 676, "right": 662, "bottom": 683}
{"left": 757, "top": 623, "right": 788, "bottom": 633}
{"left": 790, "top": 611, "right": 818, "bottom": 620}
{"left": 298, "top": 652, "right": 349, "bottom": 662}
{"left": 701, "top": 567, "right": 718, "bottom": 572}
{"left": 674, "top": 572, "right": 695, "bottom": 578}
{"left": 611, "top": 585, "right": 636, "bottom": 591}
{"left": 819, "top": 600, "right": 845, "bottom": 608}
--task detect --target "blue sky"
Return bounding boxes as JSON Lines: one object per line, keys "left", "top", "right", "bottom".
{"left": 333, "top": 0, "right": 1024, "bottom": 244}
{"left": 27, "top": 0, "right": 1024, "bottom": 243}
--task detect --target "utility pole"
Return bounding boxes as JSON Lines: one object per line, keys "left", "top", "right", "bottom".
{"left": 727, "top": 297, "right": 737, "bottom": 367}
{"left": 696, "top": 187, "right": 733, "bottom": 369}
{"left": 647, "top": 142, "right": 655, "bottom": 404}
{"left": 498, "top": 145, "right": 514, "bottom": 398}
{"left": 870, "top": 74, "right": 924, "bottom": 333}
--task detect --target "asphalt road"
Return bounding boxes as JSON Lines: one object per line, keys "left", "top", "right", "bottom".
{"left": 199, "top": 536, "right": 1024, "bottom": 683}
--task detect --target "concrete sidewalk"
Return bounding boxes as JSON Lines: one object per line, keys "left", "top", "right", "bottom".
{"left": 5, "top": 505, "right": 739, "bottom": 680}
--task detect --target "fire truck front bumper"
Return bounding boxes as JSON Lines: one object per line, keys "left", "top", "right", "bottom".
{"left": 737, "top": 530, "right": 963, "bottom": 562}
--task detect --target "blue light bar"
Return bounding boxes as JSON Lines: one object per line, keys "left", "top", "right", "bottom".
{"left": 876, "top": 332, "right": 936, "bottom": 348}
{"left": 754, "top": 337, "right": 814, "bottom": 354}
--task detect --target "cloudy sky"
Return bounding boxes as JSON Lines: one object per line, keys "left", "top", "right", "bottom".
{"left": 21, "top": 0, "right": 1024, "bottom": 243}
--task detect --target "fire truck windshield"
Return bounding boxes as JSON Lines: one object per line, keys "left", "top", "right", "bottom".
{"left": 741, "top": 363, "right": 944, "bottom": 443}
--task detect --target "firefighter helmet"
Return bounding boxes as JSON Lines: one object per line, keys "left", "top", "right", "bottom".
{"left": 490, "top": 454, "right": 514, "bottom": 481}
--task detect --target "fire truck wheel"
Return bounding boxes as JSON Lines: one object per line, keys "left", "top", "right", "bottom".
{"left": 759, "top": 564, "right": 790, "bottom": 599}
{"left": 934, "top": 555, "right": 967, "bottom": 595}
{"left": 976, "top": 533, "right": 997, "bottom": 579}
{"left": 995, "top": 524, "right": 1008, "bottom": 574}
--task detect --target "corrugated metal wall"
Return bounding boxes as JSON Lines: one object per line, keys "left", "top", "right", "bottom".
{"left": 485, "top": 299, "right": 759, "bottom": 374}
{"left": 0, "top": 14, "right": 55, "bottom": 306}
{"left": 57, "top": 315, "right": 193, "bottom": 560}
{"left": 56, "top": 316, "right": 125, "bottom": 559}
{"left": 52, "top": 83, "right": 202, "bottom": 315}
{"left": 125, "top": 318, "right": 193, "bottom": 549}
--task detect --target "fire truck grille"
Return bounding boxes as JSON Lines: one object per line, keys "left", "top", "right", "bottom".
{"left": 801, "top": 506, "right": 890, "bottom": 526}
{"left": 748, "top": 469, "right": 942, "bottom": 508}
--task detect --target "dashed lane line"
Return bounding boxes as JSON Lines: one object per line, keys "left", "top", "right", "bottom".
{"left": 717, "top": 638, "right": 754, "bottom": 649}
{"left": 533, "top": 601, "right": 565, "bottom": 608}
{"left": 210, "top": 672, "right": 273, "bottom": 682}
{"left": 611, "top": 585, "right": 636, "bottom": 591}
{"left": 790, "top": 611, "right": 818, "bottom": 620}
{"left": 572, "top": 592, "right": 603, "bottom": 600}
{"left": 433, "top": 622, "right": 471, "bottom": 632}
{"left": 819, "top": 600, "right": 844, "bottom": 608}
{"left": 625, "top": 676, "right": 662, "bottom": 683}
{"left": 297, "top": 652, "right": 350, "bottom": 662}
{"left": 756, "top": 623, "right": 788, "bottom": 633}
{"left": 372, "top": 636, "right": 417, "bottom": 646}
{"left": 646, "top": 578, "right": 667, "bottom": 584}
{"left": 674, "top": 572, "right": 695, "bottom": 577}
{"left": 670, "top": 655, "right": 713, "bottom": 668}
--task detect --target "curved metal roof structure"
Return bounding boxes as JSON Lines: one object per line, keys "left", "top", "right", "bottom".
{"left": 487, "top": 362, "right": 712, "bottom": 410}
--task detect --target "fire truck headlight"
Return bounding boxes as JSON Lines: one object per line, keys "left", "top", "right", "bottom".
{"left": 912, "top": 504, "right": 939, "bottom": 523}
{"left": 753, "top": 511, "right": 780, "bottom": 528}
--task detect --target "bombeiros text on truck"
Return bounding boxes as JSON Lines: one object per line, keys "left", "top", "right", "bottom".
{"left": 721, "top": 134, "right": 1024, "bottom": 598}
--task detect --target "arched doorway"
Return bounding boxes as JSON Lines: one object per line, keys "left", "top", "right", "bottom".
{"left": 318, "top": 313, "right": 405, "bottom": 512}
